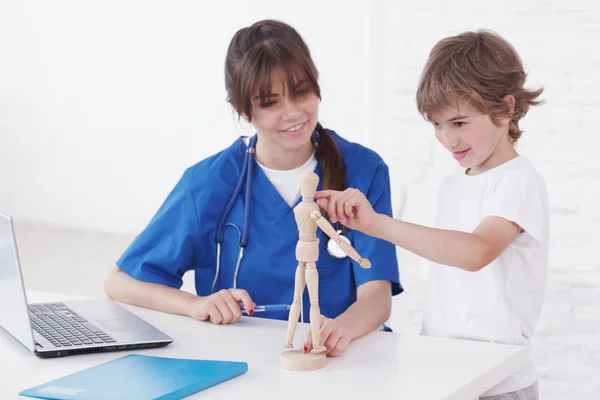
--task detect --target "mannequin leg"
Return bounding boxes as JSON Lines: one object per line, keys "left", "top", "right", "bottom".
{"left": 285, "top": 262, "right": 306, "bottom": 348}
{"left": 305, "top": 262, "right": 326, "bottom": 353}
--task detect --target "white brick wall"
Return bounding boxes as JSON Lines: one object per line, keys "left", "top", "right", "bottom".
{"left": 380, "top": 1, "right": 600, "bottom": 398}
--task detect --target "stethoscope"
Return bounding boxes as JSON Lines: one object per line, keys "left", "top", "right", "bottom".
{"left": 210, "top": 132, "right": 351, "bottom": 294}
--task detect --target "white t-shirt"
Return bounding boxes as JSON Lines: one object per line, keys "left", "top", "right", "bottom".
{"left": 255, "top": 152, "right": 318, "bottom": 208}
{"left": 422, "top": 156, "right": 549, "bottom": 396}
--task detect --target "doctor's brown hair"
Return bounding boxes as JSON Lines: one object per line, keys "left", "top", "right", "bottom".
{"left": 416, "top": 30, "right": 543, "bottom": 143}
{"left": 224, "top": 20, "right": 346, "bottom": 217}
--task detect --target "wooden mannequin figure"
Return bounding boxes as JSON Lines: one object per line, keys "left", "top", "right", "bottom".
{"left": 280, "top": 172, "right": 371, "bottom": 371}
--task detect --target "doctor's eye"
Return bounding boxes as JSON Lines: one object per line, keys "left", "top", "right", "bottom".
{"left": 296, "top": 87, "right": 311, "bottom": 96}
{"left": 259, "top": 100, "right": 277, "bottom": 108}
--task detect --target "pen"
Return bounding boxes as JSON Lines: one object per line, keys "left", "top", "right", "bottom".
{"left": 241, "top": 304, "right": 291, "bottom": 314}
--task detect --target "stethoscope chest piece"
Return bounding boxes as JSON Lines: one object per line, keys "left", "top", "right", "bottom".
{"left": 327, "top": 230, "right": 351, "bottom": 259}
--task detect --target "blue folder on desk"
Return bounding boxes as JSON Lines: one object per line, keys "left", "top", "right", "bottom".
{"left": 19, "top": 354, "right": 248, "bottom": 400}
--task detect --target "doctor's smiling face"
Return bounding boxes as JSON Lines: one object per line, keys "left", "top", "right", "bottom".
{"left": 225, "top": 20, "right": 323, "bottom": 170}
{"left": 248, "top": 68, "right": 319, "bottom": 168}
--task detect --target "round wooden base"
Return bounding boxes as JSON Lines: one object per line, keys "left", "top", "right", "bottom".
{"left": 280, "top": 349, "right": 326, "bottom": 371}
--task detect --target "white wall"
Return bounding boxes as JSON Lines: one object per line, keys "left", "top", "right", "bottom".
{"left": 0, "top": 0, "right": 376, "bottom": 235}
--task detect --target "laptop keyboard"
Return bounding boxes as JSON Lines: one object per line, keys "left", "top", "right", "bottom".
{"left": 29, "top": 303, "right": 116, "bottom": 348}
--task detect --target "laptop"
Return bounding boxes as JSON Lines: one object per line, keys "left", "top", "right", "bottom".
{"left": 0, "top": 211, "right": 173, "bottom": 358}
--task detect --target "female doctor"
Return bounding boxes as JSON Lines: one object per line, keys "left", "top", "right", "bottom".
{"left": 104, "top": 19, "right": 402, "bottom": 356}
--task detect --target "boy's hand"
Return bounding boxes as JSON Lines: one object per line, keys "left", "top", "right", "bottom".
{"left": 314, "top": 189, "right": 379, "bottom": 234}
{"left": 304, "top": 317, "right": 351, "bottom": 357}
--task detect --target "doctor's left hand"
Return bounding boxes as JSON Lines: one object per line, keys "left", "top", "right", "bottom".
{"left": 304, "top": 317, "right": 351, "bottom": 357}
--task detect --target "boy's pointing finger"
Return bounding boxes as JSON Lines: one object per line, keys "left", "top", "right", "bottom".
{"left": 314, "top": 190, "right": 338, "bottom": 198}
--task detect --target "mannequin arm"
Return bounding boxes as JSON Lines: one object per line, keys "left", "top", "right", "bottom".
{"left": 310, "top": 211, "right": 371, "bottom": 269}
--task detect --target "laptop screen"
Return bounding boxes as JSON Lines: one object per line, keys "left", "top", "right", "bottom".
{"left": 0, "top": 212, "right": 35, "bottom": 352}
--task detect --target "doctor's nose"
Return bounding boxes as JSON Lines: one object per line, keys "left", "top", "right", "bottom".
{"left": 281, "top": 98, "right": 302, "bottom": 121}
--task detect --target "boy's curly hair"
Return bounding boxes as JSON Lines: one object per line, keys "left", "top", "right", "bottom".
{"left": 416, "top": 30, "right": 543, "bottom": 143}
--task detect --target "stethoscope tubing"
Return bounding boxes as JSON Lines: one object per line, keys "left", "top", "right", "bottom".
{"left": 210, "top": 132, "right": 351, "bottom": 294}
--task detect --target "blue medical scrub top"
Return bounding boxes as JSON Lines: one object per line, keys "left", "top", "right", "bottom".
{"left": 117, "top": 130, "right": 402, "bottom": 322}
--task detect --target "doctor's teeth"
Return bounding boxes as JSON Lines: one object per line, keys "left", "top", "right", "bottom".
{"left": 284, "top": 123, "right": 303, "bottom": 132}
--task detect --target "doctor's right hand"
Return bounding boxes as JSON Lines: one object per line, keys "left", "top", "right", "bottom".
{"left": 186, "top": 289, "right": 255, "bottom": 325}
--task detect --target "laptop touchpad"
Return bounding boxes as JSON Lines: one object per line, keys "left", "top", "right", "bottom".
{"left": 97, "top": 318, "right": 143, "bottom": 332}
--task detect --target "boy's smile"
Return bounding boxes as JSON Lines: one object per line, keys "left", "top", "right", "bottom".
{"left": 452, "top": 149, "right": 470, "bottom": 160}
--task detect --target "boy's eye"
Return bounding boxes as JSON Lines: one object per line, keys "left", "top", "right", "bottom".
{"left": 453, "top": 121, "right": 466, "bottom": 128}
{"left": 295, "top": 87, "right": 311, "bottom": 96}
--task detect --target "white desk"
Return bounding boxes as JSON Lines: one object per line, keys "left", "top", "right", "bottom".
{"left": 0, "top": 291, "right": 528, "bottom": 400}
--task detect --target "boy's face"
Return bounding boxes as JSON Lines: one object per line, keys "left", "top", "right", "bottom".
{"left": 429, "top": 101, "right": 515, "bottom": 174}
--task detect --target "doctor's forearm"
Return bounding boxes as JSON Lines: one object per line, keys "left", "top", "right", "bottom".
{"left": 104, "top": 268, "right": 198, "bottom": 317}
{"left": 370, "top": 214, "right": 489, "bottom": 271}
{"left": 336, "top": 281, "right": 391, "bottom": 341}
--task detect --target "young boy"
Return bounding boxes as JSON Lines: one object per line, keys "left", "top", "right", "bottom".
{"left": 315, "top": 30, "right": 548, "bottom": 399}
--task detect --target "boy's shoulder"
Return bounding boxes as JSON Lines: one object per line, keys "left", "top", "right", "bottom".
{"left": 437, "top": 156, "right": 548, "bottom": 204}
{"left": 487, "top": 156, "right": 547, "bottom": 193}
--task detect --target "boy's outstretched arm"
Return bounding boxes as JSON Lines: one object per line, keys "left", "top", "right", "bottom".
{"left": 315, "top": 189, "right": 522, "bottom": 272}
